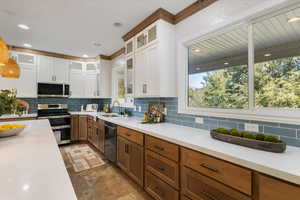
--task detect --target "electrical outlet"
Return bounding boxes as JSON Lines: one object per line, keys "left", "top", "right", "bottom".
{"left": 245, "top": 123, "right": 259, "bottom": 132}
{"left": 138, "top": 106, "right": 142, "bottom": 112}
{"left": 195, "top": 117, "right": 204, "bottom": 124}
{"left": 133, "top": 106, "right": 137, "bottom": 111}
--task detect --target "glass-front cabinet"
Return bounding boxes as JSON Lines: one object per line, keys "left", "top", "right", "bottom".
{"left": 125, "top": 38, "right": 134, "bottom": 56}
{"left": 125, "top": 56, "right": 134, "bottom": 96}
{"left": 147, "top": 24, "right": 157, "bottom": 44}
{"left": 135, "top": 23, "right": 157, "bottom": 51}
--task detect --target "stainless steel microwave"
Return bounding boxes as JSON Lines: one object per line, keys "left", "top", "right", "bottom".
{"left": 37, "top": 83, "right": 70, "bottom": 97}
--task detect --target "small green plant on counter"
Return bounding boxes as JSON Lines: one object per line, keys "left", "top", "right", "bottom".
{"left": 214, "top": 128, "right": 281, "bottom": 143}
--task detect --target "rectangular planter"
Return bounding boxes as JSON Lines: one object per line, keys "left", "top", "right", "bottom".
{"left": 210, "top": 130, "right": 286, "bottom": 153}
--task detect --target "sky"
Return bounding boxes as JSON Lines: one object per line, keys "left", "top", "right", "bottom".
{"left": 189, "top": 73, "right": 207, "bottom": 89}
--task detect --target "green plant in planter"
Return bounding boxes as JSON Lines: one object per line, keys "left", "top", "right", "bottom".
{"left": 215, "top": 128, "right": 231, "bottom": 135}
{"left": 230, "top": 128, "right": 241, "bottom": 137}
{"left": 264, "top": 135, "right": 281, "bottom": 143}
{"left": 255, "top": 133, "right": 266, "bottom": 141}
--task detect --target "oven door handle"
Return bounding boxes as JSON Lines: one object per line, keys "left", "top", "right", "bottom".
{"left": 52, "top": 125, "right": 71, "bottom": 130}
{"left": 39, "top": 115, "right": 71, "bottom": 119}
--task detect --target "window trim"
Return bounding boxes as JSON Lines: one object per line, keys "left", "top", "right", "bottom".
{"left": 178, "top": 2, "right": 300, "bottom": 125}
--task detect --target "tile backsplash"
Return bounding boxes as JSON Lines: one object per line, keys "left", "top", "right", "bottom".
{"left": 21, "top": 97, "right": 300, "bottom": 147}
{"left": 127, "top": 98, "right": 300, "bottom": 148}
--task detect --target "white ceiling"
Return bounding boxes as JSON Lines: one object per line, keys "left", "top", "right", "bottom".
{"left": 0, "top": 0, "right": 196, "bottom": 57}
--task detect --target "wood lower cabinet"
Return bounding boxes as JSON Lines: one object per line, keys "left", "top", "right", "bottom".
{"left": 117, "top": 134, "right": 144, "bottom": 187}
{"left": 255, "top": 173, "right": 300, "bottom": 200}
{"left": 181, "top": 147, "right": 252, "bottom": 195}
{"left": 145, "top": 171, "right": 179, "bottom": 200}
{"left": 181, "top": 166, "right": 251, "bottom": 200}
{"left": 145, "top": 150, "right": 179, "bottom": 189}
{"left": 78, "top": 115, "right": 88, "bottom": 140}
{"left": 71, "top": 115, "right": 79, "bottom": 141}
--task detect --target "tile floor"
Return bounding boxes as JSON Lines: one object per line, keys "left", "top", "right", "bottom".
{"left": 60, "top": 144, "right": 152, "bottom": 200}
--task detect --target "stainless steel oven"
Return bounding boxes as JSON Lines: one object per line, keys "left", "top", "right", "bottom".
{"left": 37, "top": 104, "right": 71, "bottom": 145}
{"left": 37, "top": 83, "right": 70, "bottom": 98}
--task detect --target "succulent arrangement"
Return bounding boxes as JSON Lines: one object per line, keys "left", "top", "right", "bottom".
{"left": 214, "top": 128, "right": 282, "bottom": 143}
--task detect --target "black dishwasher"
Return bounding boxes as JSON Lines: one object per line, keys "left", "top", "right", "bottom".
{"left": 104, "top": 121, "right": 117, "bottom": 163}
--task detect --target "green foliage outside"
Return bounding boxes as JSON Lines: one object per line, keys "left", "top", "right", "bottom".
{"left": 189, "top": 56, "right": 300, "bottom": 109}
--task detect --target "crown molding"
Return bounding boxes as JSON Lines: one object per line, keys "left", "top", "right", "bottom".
{"left": 122, "top": 0, "right": 218, "bottom": 41}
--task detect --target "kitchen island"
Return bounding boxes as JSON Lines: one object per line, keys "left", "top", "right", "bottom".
{"left": 0, "top": 120, "right": 77, "bottom": 200}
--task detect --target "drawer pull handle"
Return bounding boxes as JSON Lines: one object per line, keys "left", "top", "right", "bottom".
{"left": 155, "top": 165, "right": 165, "bottom": 172}
{"left": 125, "top": 133, "right": 131, "bottom": 137}
{"left": 154, "top": 145, "right": 164, "bottom": 151}
{"left": 200, "top": 163, "right": 219, "bottom": 173}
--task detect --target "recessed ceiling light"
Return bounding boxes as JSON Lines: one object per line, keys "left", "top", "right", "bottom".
{"left": 18, "top": 24, "right": 30, "bottom": 30}
{"left": 193, "top": 48, "right": 200, "bottom": 53}
{"left": 93, "top": 42, "right": 101, "bottom": 47}
{"left": 23, "top": 43, "right": 32, "bottom": 48}
{"left": 288, "top": 17, "right": 300, "bottom": 23}
{"left": 83, "top": 54, "right": 88, "bottom": 58}
{"left": 264, "top": 53, "right": 272, "bottom": 57}
{"left": 224, "top": 62, "right": 229, "bottom": 65}
{"left": 113, "top": 22, "right": 123, "bottom": 27}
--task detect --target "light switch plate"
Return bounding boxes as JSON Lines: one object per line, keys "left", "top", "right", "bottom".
{"left": 195, "top": 117, "right": 204, "bottom": 124}
{"left": 133, "top": 106, "right": 137, "bottom": 111}
{"left": 245, "top": 123, "right": 259, "bottom": 132}
{"left": 163, "top": 108, "right": 168, "bottom": 115}
{"left": 138, "top": 106, "right": 142, "bottom": 112}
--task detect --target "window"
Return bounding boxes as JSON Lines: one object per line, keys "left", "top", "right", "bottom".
{"left": 182, "top": 3, "right": 300, "bottom": 122}
{"left": 188, "top": 25, "right": 249, "bottom": 109}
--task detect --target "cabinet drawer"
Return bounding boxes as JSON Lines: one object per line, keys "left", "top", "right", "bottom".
{"left": 146, "top": 136, "right": 179, "bottom": 162}
{"left": 257, "top": 173, "right": 300, "bottom": 200}
{"left": 145, "top": 171, "right": 179, "bottom": 200}
{"left": 145, "top": 150, "right": 179, "bottom": 189}
{"left": 181, "top": 148, "right": 252, "bottom": 195}
{"left": 117, "top": 126, "right": 144, "bottom": 146}
{"left": 181, "top": 195, "right": 193, "bottom": 200}
{"left": 181, "top": 166, "right": 251, "bottom": 200}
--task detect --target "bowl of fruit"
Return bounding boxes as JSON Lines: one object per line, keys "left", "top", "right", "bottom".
{"left": 0, "top": 123, "right": 26, "bottom": 137}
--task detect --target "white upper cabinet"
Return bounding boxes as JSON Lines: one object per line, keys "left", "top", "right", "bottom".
{"left": 125, "top": 38, "right": 134, "bottom": 56}
{"left": 85, "top": 62, "right": 100, "bottom": 98}
{"left": 69, "top": 62, "right": 85, "bottom": 98}
{"left": 125, "top": 56, "right": 134, "bottom": 96}
{"left": 37, "top": 56, "right": 69, "bottom": 83}
{"left": 52, "top": 58, "right": 69, "bottom": 83}
{"left": 0, "top": 51, "right": 37, "bottom": 98}
{"left": 133, "top": 20, "right": 176, "bottom": 98}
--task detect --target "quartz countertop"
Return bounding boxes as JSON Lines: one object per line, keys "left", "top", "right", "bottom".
{"left": 0, "top": 113, "right": 37, "bottom": 119}
{"left": 93, "top": 114, "right": 300, "bottom": 186}
{"left": 0, "top": 120, "right": 77, "bottom": 200}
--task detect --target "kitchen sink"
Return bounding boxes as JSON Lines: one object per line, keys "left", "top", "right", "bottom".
{"left": 101, "top": 113, "right": 119, "bottom": 117}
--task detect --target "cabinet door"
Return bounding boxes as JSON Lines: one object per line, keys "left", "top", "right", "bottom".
{"left": 38, "top": 55, "right": 53, "bottom": 82}
{"left": 125, "top": 39, "right": 134, "bottom": 55}
{"left": 128, "top": 142, "right": 144, "bottom": 186}
{"left": 78, "top": 115, "right": 88, "bottom": 140}
{"left": 15, "top": 63, "right": 37, "bottom": 97}
{"left": 136, "top": 31, "right": 147, "bottom": 50}
{"left": 117, "top": 136, "right": 130, "bottom": 172}
{"left": 134, "top": 49, "right": 147, "bottom": 97}
{"left": 71, "top": 115, "right": 79, "bottom": 141}
{"left": 70, "top": 71, "right": 85, "bottom": 98}
{"left": 256, "top": 174, "right": 300, "bottom": 200}
{"left": 125, "top": 56, "right": 134, "bottom": 96}
{"left": 145, "top": 44, "right": 159, "bottom": 96}
{"left": 181, "top": 166, "right": 251, "bottom": 200}
{"left": 53, "top": 58, "right": 69, "bottom": 83}
{"left": 147, "top": 24, "right": 157, "bottom": 45}
{"left": 85, "top": 73, "right": 98, "bottom": 98}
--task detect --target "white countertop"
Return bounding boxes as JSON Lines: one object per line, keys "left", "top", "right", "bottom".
{"left": 0, "top": 113, "right": 37, "bottom": 119}
{"left": 0, "top": 120, "right": 77, "bottom": 200}
{"left": 93, "top": 114, "right": 300, "bottom": 186}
